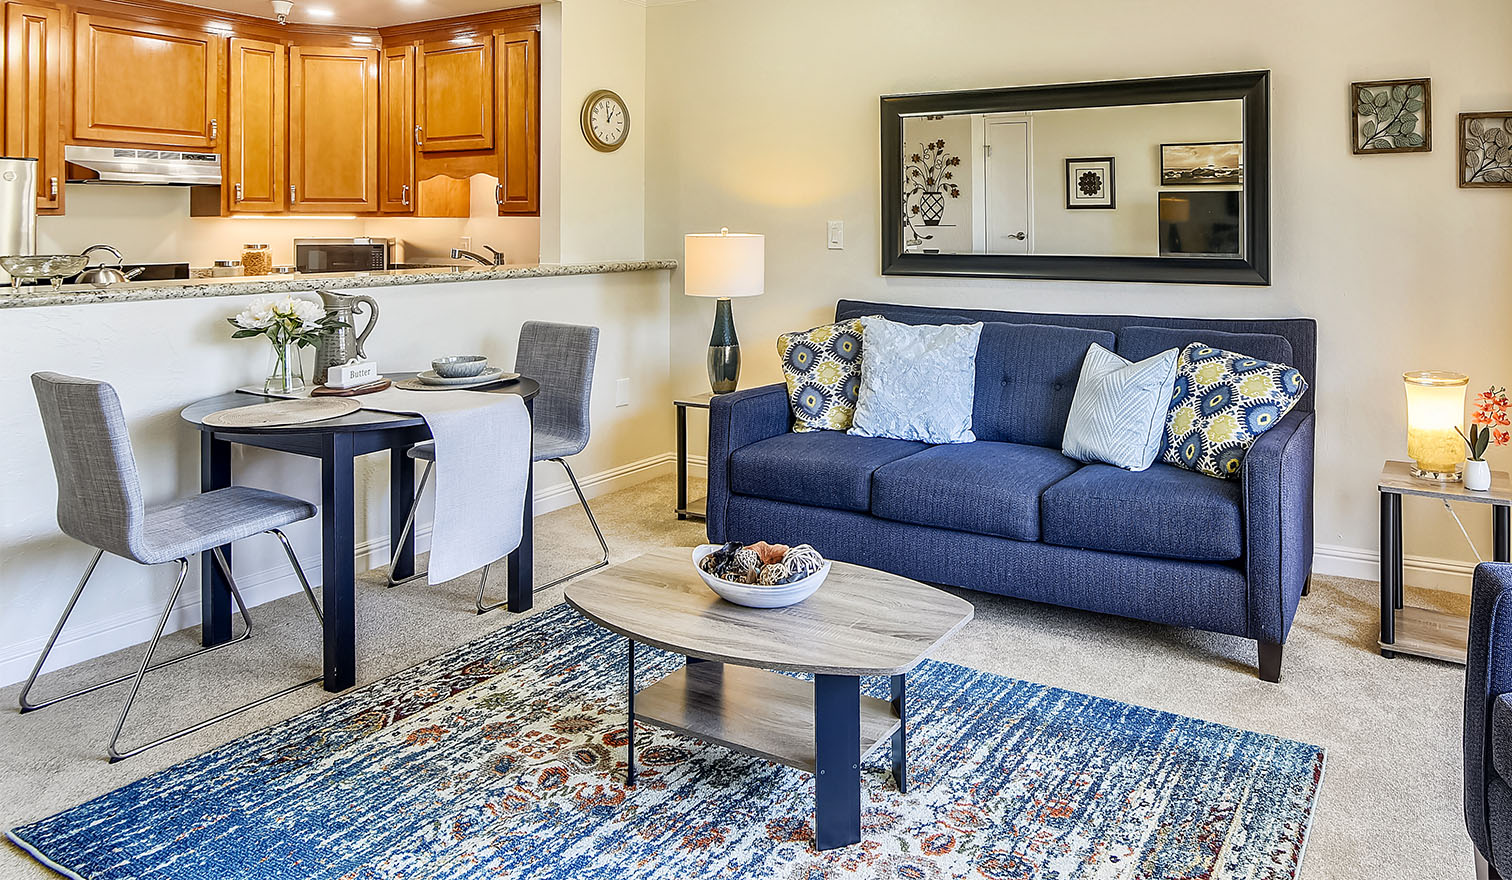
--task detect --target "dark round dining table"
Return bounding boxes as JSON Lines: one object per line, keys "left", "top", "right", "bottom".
{"left": 180, "top": 374, "right": 541, "bottom": 692}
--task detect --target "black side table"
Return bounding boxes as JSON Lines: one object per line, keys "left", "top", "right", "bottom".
{"left": 1378, "top": 459, "right": 1512, "bottom": 663}
{"left": 674, "top": 393, "right": 714, "bottom": 521}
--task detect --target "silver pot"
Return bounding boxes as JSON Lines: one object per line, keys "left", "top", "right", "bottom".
{"left": 75, "top": 244, "right": 145, "bottom": 287}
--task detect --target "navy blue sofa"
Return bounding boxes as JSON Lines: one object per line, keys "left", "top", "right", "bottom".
{"left": 707, "top": 300, "right": 1316, "bottom": 681}
{"left": 1467, "top": 563, "right": 1512, "bottom": 878}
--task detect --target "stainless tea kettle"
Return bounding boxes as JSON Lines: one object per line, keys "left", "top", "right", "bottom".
{"left": 75, "top": 244, "right": 144, "bottom": 287}
{"left": 314, "top": 290, "right": 379, "bottom": 385}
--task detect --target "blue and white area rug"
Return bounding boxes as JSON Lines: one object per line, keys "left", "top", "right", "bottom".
{"left": 9, "top": 603, "right": 1324, "bottom": 879}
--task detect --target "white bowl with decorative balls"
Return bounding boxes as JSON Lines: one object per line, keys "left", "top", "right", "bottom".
{"left": 692, "top": 543, "right": 831, "bottom": 608}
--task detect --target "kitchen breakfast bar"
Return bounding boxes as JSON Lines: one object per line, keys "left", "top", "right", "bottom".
{"left": 0, "top": 261, "right": 675, "bottom": 693}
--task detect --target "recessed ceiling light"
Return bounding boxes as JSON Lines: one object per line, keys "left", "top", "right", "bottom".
{"left": 306, "top": 7, "right": 335, "bottom": 18}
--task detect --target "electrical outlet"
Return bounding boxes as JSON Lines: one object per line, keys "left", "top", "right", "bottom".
{"left": 459, "top": 236, "right": 472, "bottom": 252}
{"left": 615, "top": 377, "right": 631, "bottom": 407}
{"left": 827, "top": 220, "right": 844, "bottom": 250}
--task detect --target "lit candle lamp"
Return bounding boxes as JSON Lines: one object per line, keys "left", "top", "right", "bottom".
{"left": 1403, "top": 370, "right": 1469, "bottom": 481}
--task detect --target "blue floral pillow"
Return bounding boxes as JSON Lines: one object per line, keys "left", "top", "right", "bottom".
{"left": 1161, "top": 343, "right": 1308, "bottom": 479}
{"left": 777, "top": 319, "right": 865, "bottom": 432}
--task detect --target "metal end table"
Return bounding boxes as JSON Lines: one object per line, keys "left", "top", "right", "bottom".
{"left": 675, "top": 393, "right": 714, "bottom": 521}
{"left": 1378, "top": 459, "right": 1512, "bottom": 663}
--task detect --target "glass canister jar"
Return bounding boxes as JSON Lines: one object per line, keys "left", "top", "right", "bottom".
{"left": 241, "top": 244, "right": 273, "bottom": 276}
{"left": 1403, "top": 370, "right": 1469, "bottom": 480}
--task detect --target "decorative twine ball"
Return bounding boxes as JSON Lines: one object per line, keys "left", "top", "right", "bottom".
{"left": 783, "top": 544, "right": 824, "bottom": 578}
{"left": 732, "top": 547, "right": 762, "bottom": 575}
{"left": 757, "top": 562, "right": 793, "bottom": 586}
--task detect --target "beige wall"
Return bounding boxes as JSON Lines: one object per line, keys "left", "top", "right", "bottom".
{"left": 646, "top": 0, "right": 1512, "bottom": 590}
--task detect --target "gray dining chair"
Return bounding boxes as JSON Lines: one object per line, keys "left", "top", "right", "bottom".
{"left": 388, "top": 321, "right": 607, "bottom": 610}
{"left": 22, "top": 373, "right": 324, "bottom": 761}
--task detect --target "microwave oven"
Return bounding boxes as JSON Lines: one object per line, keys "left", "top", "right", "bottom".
{"left": 294, "top": 237, "right": 401, "bottom": 274}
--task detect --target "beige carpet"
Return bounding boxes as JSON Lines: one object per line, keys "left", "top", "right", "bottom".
{"left": 0, "top": 474, "right": 1472, "bottom": 879}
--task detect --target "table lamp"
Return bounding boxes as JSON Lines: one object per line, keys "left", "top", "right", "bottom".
{"left": 1403, "top": 370, "right": 1469, "bottom": 481}
{"left": 685, "top": 228, "right": 764, "bottom": 393}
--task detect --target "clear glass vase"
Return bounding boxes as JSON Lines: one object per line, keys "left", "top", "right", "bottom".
{"left": 265, "top": 339, "right": 306, "bottom": 395}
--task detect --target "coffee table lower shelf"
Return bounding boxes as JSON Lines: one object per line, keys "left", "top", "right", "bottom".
{"left": 635, "top": 662, "right": 899, "bottom": 773}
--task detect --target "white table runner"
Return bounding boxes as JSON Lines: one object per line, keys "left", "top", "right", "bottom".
{"left": 360, "top": 388, "right": 531, "bottom": 585}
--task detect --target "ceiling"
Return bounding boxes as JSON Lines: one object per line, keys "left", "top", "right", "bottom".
{"left": 177, "top": 0, "right": 538, "bottom": 29}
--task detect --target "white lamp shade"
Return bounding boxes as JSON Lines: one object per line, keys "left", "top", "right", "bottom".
{"left": 684, "top": 230, "right": 764, "bottom": 298}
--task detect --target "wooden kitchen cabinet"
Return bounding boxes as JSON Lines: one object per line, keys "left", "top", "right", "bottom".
{"left": 289, "top": 45, "right": 378, "bottom": 213}
{"left": 72, "top": 13, "right": 223, "bottom": 149}
{"left": 416, "top": 37, "right": 492, "bottom": 152}
{"left": 227, "top": 38, "right": 285, "bottom": 213}
{"left": 379, "top": 43, "right": 415, "bottom": 213}
{"left": 494, "top": 29, "right": 538, "bottom": 215}
{"left": 4, "top": 2, "right": 63, "bottom": 212}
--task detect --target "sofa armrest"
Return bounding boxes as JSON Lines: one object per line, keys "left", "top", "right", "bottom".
{"left": 1466, "top": 563, "right": 1512, "bottom": 861}
{"left": 706, "top": 383, "right": 791, "bottom": 541}
{"left": 1240, "top": 408, "right": 1315, "bottom": 645}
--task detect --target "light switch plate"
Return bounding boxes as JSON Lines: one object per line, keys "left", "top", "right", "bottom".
{"left": 615, "top": 377, "right": 631, "bottom": 407}
{"left": 827, "top": 220, "right": 844, "bottom": 250}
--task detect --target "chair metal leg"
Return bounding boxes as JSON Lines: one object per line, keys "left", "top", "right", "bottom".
{"left": 19, "top": 550, "right": 254, "bottom": 713}
{"left": 535, "top": 458, "right": 610, "bottom": 592}
{"left": 475, "top": 563, "right": 504, "bottom": 614}
{"left": 107, "top": 549, "right": 321, "bottom": 762}
{"left": 387, "top": 460, "right": 434, "bottom": 587}
{"left": 268, "top": 529, "right": 322, "bottom": 625}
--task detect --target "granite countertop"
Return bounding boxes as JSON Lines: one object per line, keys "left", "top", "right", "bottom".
{"left": 0, "top": 260, "right": 678, "bottom": 309}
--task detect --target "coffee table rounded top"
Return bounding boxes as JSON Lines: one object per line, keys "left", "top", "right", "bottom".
{"left": 564, "top": 547, "right": 974, "bottom": 676}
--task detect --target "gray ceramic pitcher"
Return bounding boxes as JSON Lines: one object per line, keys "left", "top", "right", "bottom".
{"left": 314, "top": 290, "right": 379, "bottom": 385}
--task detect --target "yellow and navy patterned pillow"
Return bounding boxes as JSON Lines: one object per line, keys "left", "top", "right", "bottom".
{"left": 1161, "top": 343, "right": 1308, "bottom": 479}
{"left": 777, "top": 319, "right": 865, "bottom": 432}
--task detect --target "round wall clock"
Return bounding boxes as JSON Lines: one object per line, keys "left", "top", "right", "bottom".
{"left": 581, "top": 89, "right": 630, "bottom": 152}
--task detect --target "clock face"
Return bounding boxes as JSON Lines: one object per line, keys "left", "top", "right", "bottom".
{"left": 582, "top": 90, "right": 630, "bottom": 152}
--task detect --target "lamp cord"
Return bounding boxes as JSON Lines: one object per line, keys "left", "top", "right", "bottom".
{"left": 1444, "top": 499, "right": 1484, "bottom": 563}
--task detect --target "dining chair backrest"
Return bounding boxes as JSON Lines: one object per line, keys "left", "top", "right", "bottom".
{"left": 514, "top": 321, "right": 599, "bottom": 459}
{"left": 31, "top": 372, "right": 147, "bottom": 562}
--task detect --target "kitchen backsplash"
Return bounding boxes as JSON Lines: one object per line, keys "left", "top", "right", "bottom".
{"left": 37, "top": 175, "right": 541, "bottom": 269}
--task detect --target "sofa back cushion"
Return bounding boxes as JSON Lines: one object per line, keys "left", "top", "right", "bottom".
{"left": 1118, "top": 325, "right": 1294, "bottom": 372}
{"left": 972, "top": 322, "right": 1116, "bottom": 447}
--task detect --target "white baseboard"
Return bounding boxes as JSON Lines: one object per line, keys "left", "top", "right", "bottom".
{"left": 1313, "top": 542, "right": 1476, "bottom": 595}
{"left": 0, "top": 453, "right": 677, "bottom": 688}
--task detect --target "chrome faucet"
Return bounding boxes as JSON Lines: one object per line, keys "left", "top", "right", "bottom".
{"left": 451, "top": 246, "right": 506, "bottom": 266}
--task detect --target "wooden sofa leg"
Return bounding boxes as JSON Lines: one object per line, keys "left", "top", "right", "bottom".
{"left": 1258, "top": 640, "right": 1283, "bottom": 683}
{"left": 1301, "top": 576, "right": 1311, "bottom": 597}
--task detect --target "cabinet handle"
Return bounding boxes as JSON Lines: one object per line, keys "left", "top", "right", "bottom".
{"left": 414, "top": 124, "right": 422, "bottom": 146}
{"left": 48, "top": 177, "right": 58, "bottom": 198}
{"left": 495, "top": 182, "right": 503, "bottom": 205}
{"left": 210, "top": 118, "right": 218, "bottom": 142}
{"left": 290, "top": 184, "right": 297, "bottom": 203}
{"left": 234, "top": 182, "right": 243, "bottom": 202}
{"left": 401, "top": 184, "right": 410, "bottom": 206}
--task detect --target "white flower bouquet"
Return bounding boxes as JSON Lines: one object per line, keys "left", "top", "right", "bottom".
{"left": 227, "top": 295, "right": 347, "bottom": 393}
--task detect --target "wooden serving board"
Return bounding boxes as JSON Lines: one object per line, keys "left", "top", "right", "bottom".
{"left": 311, "top": 378, "right": 392, "bottom": 397}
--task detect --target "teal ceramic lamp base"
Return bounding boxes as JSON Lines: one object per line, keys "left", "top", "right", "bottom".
{"left": 707, "top": 297, "right": 740, "bottom": 393}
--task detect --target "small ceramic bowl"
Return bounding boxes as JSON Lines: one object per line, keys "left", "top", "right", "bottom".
{"left": 691, "top": 544, "right": 830, "bottom": 609}
{"left": 432, "top": 355, "right": 489, "bottom": 378}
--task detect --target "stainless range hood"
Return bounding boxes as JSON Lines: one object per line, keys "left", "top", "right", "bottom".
{"left": 65, "top": 145, "right": 221, "bottom": 186}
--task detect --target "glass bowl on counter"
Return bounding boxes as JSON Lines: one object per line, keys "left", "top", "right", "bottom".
{"left": 1, "top": 254, "right": 89, "bottom": 289}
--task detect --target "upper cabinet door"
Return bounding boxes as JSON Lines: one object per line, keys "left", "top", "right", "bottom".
{"left": 289, "top": 45, "right": 378, "bottom": 212}
{"left": 228, "top": 38, "right": 285, "bottom": 213}
{"left": 494, "top": 29, "right": 538, "bottom": 215}
{"left": 416, "top": 38, "right": 493, "bottom": 152}
{"left": 379, "top": 43, "right": 416, "bottom": 213}
{"left": 73, "top": 13, "right": 222, "bottom": 149}
{"left": 4, "top": 2, "right": 63, "bottom": 212}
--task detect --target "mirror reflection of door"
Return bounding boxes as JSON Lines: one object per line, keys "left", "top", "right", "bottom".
{"left": 984, "top": 118, "right": 1031, "bottom": 255}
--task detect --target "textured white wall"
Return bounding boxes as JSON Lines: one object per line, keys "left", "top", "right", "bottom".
{"left": 645, "top": 0, "right": 1512, "bottom": 591}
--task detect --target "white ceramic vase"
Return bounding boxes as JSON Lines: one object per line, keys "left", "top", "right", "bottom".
{"left": 1466, "top": 458, "right": 1492, "bottom": 491}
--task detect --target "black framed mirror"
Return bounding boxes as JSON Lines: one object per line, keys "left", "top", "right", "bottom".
{"left": 881, "top": 71, "right": 1270, "bottom": 285}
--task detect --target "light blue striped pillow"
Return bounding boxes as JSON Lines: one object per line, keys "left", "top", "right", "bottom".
{"left": 1062, "top": 343, "right": 1180, "bottom": 471}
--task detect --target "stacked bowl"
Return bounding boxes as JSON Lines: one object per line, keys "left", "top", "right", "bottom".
{"left": 692, "top": 543, "right": 831, "bottom": 608}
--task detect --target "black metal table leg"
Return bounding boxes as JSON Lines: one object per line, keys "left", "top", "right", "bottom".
{"left": 814, "top": 674, "right": 861, "bottom": 851}
{"left": 390, "top": 445, "right": 416, "bottom": 583}
{"left": 891, "top": 674, "right": 907, "bottom": 793}
{"left": 1497, "top": 505, "right": 1510, "bottom": 563}
{"left": 626, "top": 638, "right": 636, "bottom": 788}
{"left": 199, "top": 433, "right": 234, "bottom": 647}
{"left": 1380, "top": 491, "right": 1401, "bottom": 657}
{"left": 676, "top": 405, "right": 688, "bottom": 519}
{"left": 321, "top": 432, "right": 357, "bottom": 692}
{"left": 507, "top": 398, "right": 534, "bottom": 612}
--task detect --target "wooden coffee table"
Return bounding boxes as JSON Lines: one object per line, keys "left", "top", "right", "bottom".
{"left": 564, "top": 547, "right": 974, "bottom": 850}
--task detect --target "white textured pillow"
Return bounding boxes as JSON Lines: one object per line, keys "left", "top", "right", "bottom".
{"left": 848, "top": 317, "right": 983, "bottom": 444}
{"left": 1062, "top": 343, "right": 1179, "bottom": 471}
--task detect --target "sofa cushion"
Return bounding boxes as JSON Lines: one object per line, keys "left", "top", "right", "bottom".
{"left": 871, "top": 442, "right": 1081, "bottom": 541}
{"left": 1040, "top": 462, "right": 1244, "bottom": 561}
{"left": 850, "top": 316, "right": 983, "bottom": 444}
{"left": 1160, "top": 343, "right": 1309, "bottom": 479}
{"left": 972, "top": 322, "right": 1117, "bottom": 448}
{"left": 1493, "top": 694, "right": 1512, "bottom": 783}
{"left": 729, "top": 431, "right": 930, "bottom": 513}
{"left": 1118, "top": 325, "right": 1294, "bottom": 371}
{"left": 778, "top": 319, "right": 866, "bottom": 433}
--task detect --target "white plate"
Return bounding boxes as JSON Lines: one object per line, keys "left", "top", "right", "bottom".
{"left": 415, "top": 368, "right": 518, "bottom": 387}
{"left": 691, "top": 544, "right": 831, "bottom": 608}
{"left": 201, "top": 397, "right": 360, "bottom": 428}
